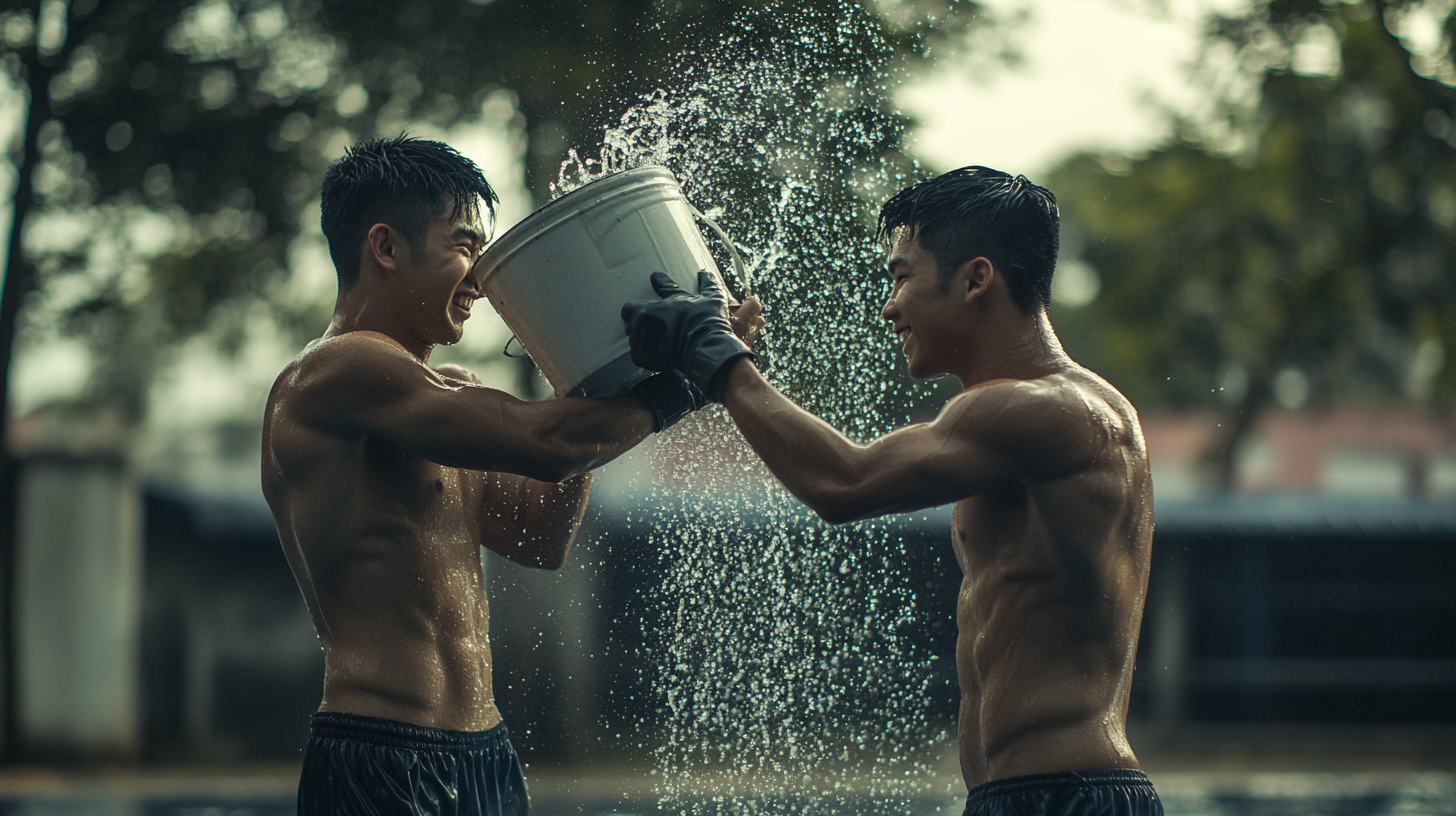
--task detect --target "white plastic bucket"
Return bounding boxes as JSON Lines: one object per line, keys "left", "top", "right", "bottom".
{"left": 477, "top": 166, "right": 746, "bottom": 398}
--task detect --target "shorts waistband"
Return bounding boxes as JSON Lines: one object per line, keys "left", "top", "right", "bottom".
{"left": 308, "top": 711, "right": 512, "bottom": 753}
{"left": 966, "top": 769, "right": 1154, "bottom": 806}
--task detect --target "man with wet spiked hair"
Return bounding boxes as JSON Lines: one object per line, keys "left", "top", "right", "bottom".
{"left": 264, "top": 135, "right": 722, "bottom": 815}
{"left": 624, "top": 166, "right": 1164, "bottom": 815}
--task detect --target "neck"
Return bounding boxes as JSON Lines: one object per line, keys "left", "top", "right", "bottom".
{"left": 326, "top": 285, "right": 434, "bottom": 362}
{"left": 954, "top": 309, "right": 1071, "bottom": 390}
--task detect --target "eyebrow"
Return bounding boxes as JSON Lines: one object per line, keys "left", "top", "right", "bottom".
{"left": 452, "top": 225, "right": 484, "bottom": 245}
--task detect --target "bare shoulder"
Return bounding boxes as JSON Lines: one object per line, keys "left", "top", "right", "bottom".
{"left": 283, "top": 332, "right": 420, "bottom": 388}
{"left": 940, "top": 369, "right": 1140, "bottom": 480}
{"left": 267, "top": 331, "right": 440, "bottom": 437}
{"left": 278, "top": 332, "right": 437, "bottom": 402}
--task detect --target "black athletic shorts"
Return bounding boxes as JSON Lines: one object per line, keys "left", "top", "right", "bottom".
{"left": 297, "top": 711, "right": 531, "bottom": 816}
{"left": 963, "top": 769, "right": 1163, "bottom": 816}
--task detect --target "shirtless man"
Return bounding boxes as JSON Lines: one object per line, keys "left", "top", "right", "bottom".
{"left": 262, "top": 136, "right": 716, "bottom": 815}
{"left": 623, "top": 167, "right": 1163, "bottom": 815}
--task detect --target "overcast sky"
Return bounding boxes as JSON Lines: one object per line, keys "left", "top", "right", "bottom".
{"left": 901, "top": 0, "right": 1228, "bottom": 179}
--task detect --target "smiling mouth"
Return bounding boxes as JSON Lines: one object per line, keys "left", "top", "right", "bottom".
{"left": 452, "top": 294, "right": 475, "bottom": 315}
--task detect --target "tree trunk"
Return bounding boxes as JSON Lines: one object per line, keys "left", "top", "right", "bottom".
{"left": 0, "top": 8, "right": 61, "bottom": 759}
{"left": 1203, "top": 373, "right": 1272, "bottom": 493}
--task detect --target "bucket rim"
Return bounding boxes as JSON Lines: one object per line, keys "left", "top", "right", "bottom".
{"left": 477, "top": 166, "right": 681, "bottom": 270}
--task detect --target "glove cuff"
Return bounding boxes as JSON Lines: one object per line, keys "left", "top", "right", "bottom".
{"left": 630, "top": 371, "right": 699, "bottom": 432}
{"left": 685, "top": 331, "right": 754, "bottom": 399}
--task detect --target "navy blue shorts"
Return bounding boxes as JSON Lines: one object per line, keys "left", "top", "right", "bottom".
{"left": 298, "top": 711, "right": 531, "bottom": 816}
{"left": 963, "top": 769, "right": 1163, "bottom": 816}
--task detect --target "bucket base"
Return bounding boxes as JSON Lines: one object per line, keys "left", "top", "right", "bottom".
{"left": 566, "top": 354, "right": 653, "bottom": 398}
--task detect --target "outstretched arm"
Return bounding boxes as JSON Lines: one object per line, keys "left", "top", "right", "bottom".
{"left": 622, "top": 274, "right": 1105, "bottom": 524}
{"left": 292, "top": 332, "right": 655, "bottom": 482}
{"left": 718, "top": 361, "right": 1106, "bottom": 524}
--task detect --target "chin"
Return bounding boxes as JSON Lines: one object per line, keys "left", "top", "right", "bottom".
{"left": 907, "top": 361, "right": 947, "bottom": 381}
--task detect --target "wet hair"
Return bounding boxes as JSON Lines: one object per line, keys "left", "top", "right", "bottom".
{"left": 875, "top": 166, "right": 1059, "bottom": 313}
{"left": 320, "top": 135, "right": 498, "bottom": 288}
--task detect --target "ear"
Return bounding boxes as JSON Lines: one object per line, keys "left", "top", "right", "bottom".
{"left": 960, "top": 257, "right": 995, "bottom": 305}
{"left": 365, "top": 223, "right": 402, "bottom": 275}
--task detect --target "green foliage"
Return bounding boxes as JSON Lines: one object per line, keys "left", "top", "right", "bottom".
{"left": 1, "top": 0, "right": 345, "bottom": 420}
{"left": 312, "top": 0, "right": 975, "bottom": 201}
{"left": 1047, "top": 0, "right": 1456, "bottom": 486}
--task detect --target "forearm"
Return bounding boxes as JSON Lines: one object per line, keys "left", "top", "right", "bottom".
{"left": 520, "top": 473, "right": 590, "bottom": 569}
{"left": 718, "top": 359, "right": 870, "bottom": 523}
{"left": 524, "top": 395, "right": 656, "bottom": 481}
{"left": 484, "top": 473, "right": 590, "bottom": 570}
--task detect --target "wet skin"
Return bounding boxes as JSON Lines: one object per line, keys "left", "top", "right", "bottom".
{"left": 716, "top": 234, "right": 1153, "bottom": 787}
{"left": 261, "top": 208, "right": 658, "bottom": 732}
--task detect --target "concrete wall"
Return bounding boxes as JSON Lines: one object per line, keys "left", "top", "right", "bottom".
{"left": 15, "top": 455, "right": 143, "bottom": 760}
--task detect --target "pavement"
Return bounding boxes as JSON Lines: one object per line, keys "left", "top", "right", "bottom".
{"left": 0, "top": 725, "right": 1451, "bottom": 807}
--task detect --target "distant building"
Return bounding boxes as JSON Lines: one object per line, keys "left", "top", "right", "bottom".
{"left": 1142, "top": 409, "right": 1456, "bottom": 498}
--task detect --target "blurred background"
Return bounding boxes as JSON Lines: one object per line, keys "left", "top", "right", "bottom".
{"left": 0, "top": 0, "right": 1454, "bottom": 811}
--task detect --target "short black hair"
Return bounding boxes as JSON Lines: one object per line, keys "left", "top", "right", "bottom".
{"left": 320, "top": 135, "right": 498, "bottom": 288}
{"left": 875, "top": 166, "right": 1059, "bottom": 313}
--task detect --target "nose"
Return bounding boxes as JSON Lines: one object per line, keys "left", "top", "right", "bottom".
{"left": 881, "top": 295, "right": 898, "bottom": 322}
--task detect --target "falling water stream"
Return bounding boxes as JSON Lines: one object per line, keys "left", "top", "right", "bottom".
{"left": 554, "top": 4, "right": 953, "bottom": 814}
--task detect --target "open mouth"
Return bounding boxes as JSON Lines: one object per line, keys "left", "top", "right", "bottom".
{"left": 452, "top": 293, "right": 475, "bottom": 316}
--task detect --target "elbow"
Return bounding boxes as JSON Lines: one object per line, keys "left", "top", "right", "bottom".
{"left": 813, "top": 504, "right": 858, "bottom": 527}
{"left": 533, "top": 537, "right": 574, "bottom": 571}
{"left": 534, "top": 552, "right": 569, "bottom": 571}
{"left": 532, "top": 461, "right": 577, "bottom": 485}
{"left": 528, "top": 437, "right": 597, "bottom": 484}
{"left": 806, "top": 490, "right": 863, "bottom": 527}
{"left": 526, "top": 447, "right": 584, "bottom": 484}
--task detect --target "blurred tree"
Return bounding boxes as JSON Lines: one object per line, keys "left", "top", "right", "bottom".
{"left": 2, "top": 0, "right": 348, "bottom": 427}
{"left": 312, "top": 0, "right": 986, "bottom": 205}
{"left": 1048, "top": 0, "right": 1456, "bottom": 490}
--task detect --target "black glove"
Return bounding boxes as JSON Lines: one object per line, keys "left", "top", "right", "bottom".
{"left": 628, "top": 370, "right": 709, "bottom": 432}
{"left": 621, "top": 269, "right": 753, "bottom": 398}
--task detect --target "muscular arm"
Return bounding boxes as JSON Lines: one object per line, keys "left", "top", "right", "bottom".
{"left": 291, "top": 332, "right": 655, "bottom": 482}
{"left": 718, "top": 361, "right": 1106, "bottom": 525}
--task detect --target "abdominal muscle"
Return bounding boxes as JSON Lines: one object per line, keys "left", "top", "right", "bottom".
{"left": 286, "top": 496, "right": 506, "bottom": 734}
{"left": 952, "top": 506, "right": 1144, "bottom": 786}
{"left": 955, "top": 605, "right": 1139, "bottom": 786}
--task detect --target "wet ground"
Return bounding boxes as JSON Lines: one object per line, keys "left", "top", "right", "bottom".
{"left": 0, "top": 782, "right": 1454, "bottom": 815}
{"left": 2, "top": 727, "right": 1453, "bottom": 815}
{"left": 0, "top": 770, "right": 1452, "bottom": 815}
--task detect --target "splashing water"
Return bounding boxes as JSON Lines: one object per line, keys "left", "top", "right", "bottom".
{"left": 567, "top": 4, "right": 956, "bottom": 813}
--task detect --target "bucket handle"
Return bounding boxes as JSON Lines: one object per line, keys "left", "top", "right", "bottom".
{"left": 690, "top": 206, "right": 753, "bottom": 296}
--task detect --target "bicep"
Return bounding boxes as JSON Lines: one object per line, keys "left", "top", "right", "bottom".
{"left": 294, "top": 342, "right": 564, "bottom": 476}
{"left": 842, "top": 421, "right": 1015, "bottom": 516}
{"left": 829, "top": 384, "right": 1105, "bottom": 520}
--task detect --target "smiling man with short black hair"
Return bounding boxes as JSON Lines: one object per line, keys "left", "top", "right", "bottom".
{"left": 263, "top": 135, "right": 715, "bottom": 815}
{"left": 625, "top": 166, "right": 1164, "bottom": 816}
